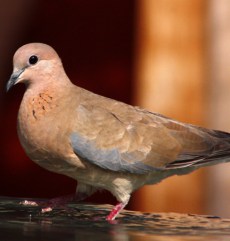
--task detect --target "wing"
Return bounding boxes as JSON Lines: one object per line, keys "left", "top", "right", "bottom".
{"left": 70, "top": 132, "right": 159, "bottom": 174}
{"left": 70, "top": 103, "right": 181, "bottom": 174}
{"left": 70, "top": 98, "right": 230, "bottom": 174}
{"left": 154, "top": 114, "right": 230, "bottom": 169}
{"left": 165, "top": 127, "right": 230, "bottom": 169}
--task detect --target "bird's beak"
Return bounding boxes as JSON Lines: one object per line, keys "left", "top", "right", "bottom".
{"left": 6, "top": 68, "right": 25, "bottom": 92}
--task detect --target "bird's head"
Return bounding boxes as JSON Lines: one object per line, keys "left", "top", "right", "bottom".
{"left": 6, "top": 43, "right": 65, "bottom": 92}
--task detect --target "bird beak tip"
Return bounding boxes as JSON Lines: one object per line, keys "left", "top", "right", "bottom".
{"left": 6, "top": 79, "right": 14, "bottom": 92}
{"left": 6, "top": 68, "right": 25, "bottom": 92}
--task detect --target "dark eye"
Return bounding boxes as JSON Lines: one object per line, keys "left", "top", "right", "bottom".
{"left": 29, "top": 55, "right": 38, "bottom": 65}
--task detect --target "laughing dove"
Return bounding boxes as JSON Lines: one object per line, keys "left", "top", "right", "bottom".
{"left": 6, "top": 43, "right": 230, "bottom": 220}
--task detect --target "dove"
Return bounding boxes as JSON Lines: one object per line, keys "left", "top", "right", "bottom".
{"left": 6, "top": 43, "right": 230, "bottom": 220}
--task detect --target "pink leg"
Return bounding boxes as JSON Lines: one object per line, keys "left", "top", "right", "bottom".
{"left": 106, "top": 202, "right": 128, "bottom": 221}
{"left": 20, "top": 194, "right": 76, "bottom": 213}
{"left": 41, "top": 194, "right": 76, "bottom": 213}
{"left": 20, "top": 190, "right": 93, "bottom": 213}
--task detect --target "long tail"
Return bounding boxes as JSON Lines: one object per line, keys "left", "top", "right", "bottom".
{"left": 166, "top": 129, "right": 230, "bottom": 172}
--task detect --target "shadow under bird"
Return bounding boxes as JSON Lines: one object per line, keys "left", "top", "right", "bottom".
{"left": 6, "top": 43, "right": 230, "bottom": 220}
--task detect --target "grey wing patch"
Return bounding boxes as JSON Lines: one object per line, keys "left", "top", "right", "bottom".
{"left": 70, "top": 133, "right": 160, "bottom": 174}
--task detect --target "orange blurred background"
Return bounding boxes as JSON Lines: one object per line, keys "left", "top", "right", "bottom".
{"left": 1, "top": 0, "right": 230, "bottom": 218}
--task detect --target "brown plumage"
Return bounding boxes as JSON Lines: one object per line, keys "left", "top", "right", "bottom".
{"left": 6, "top": 43, "right": 230, "bottom": 220}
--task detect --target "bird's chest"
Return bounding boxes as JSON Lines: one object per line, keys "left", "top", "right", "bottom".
{"left": 17, "top": 92, "right": 67, "bottom": 160}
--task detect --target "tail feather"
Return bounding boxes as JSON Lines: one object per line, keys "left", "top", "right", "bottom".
{"left": 166, "top": 129, "right": 230, "bottom": 170}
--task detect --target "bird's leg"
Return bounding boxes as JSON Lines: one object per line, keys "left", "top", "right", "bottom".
{"left": 21, "top": 193, "right": 88, "bottom": 213}
{"left": 106, "top": 201, "right": 128, "bottom": 221}
{"left": 20, "top": 194, "right": 76, "bottom": 213}
{"left": 40, "top": 183, "right": 97, "bottom": 213}
{"left": 41, "top": 194, "right": 76, "bottom": 213}
{"left": 41, "top": 186, "right": 96, "bottom": 213}
{"left": 21, "top": 183, "right": 97, "bottom": 213}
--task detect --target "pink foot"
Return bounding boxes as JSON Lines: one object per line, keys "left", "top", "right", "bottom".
{"left": 106, "top": 202, "right": 127, "bottom": 221}
{"left": 20, "top": 194, "right": 75, "bottom": 213}
{"left": 42, "top": 194, "right": 76, "bottom": 212}
{"left": 20, "top": 200, "right": 39, "bottom": 206}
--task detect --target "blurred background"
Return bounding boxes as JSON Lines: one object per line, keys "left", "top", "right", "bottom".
{"left": 1, "top": 0, "right": 230, "bottom": 217}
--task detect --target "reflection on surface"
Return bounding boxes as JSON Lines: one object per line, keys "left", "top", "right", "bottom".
{"left": 0, "top": 197, "right": 230, "bottom": 241}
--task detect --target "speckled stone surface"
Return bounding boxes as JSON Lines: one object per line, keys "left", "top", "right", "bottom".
{"left": 0, "top": 196, "right": 230, "bottom": 240}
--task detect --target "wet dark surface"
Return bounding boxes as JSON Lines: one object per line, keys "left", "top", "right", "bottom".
{"left": 0, "top": 197, "right": 230, "bottom": 240}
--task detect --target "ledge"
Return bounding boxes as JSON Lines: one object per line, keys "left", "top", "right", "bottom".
{"left": 0, "top": 197, "right": 230, "bottom": 240}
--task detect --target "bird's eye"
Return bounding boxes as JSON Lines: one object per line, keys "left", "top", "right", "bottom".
{"left": 28, "top": 55, "right": 38, "bottom": 65}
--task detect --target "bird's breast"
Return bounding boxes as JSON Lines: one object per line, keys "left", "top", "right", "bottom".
{"left": 17, "top": 91, "right": 72, "bottom": 165}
